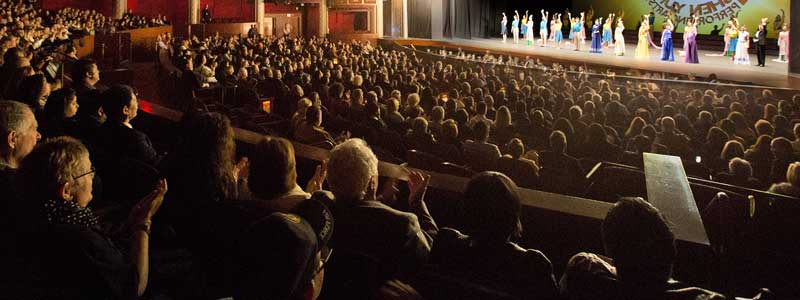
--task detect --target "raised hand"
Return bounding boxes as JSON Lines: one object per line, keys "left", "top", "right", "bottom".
{"left": 306, "top": 160, "right": 328, "bottom": 193}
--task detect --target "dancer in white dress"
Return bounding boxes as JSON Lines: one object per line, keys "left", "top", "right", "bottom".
{"left": 614, "top": 17, "right": 625, "bottom": 56}
{"left": 733, "top": 25, "right": 750, "bottom": 65}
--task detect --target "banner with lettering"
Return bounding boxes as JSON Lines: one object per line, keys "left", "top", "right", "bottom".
{"left": 570, "top": 0, "right": 788, "bottom": 38}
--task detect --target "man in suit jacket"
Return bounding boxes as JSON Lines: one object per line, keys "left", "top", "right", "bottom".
{"left": 754, "top": 22, "right": 768, "bottom": 67}
{"left": 99, "top": 84, "right": 160, "bottom": 167}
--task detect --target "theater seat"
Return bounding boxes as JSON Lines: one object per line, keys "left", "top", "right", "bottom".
{"left": 436, "top": 162, "right": 476, "bottom": 178}
{"left": 411, "top": 265, "right": 517, "bottom": 300}
{"left": 406, "top": 149, "right": 444, "bottom": 171}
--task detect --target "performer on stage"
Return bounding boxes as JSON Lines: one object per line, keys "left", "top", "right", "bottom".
{"left": 660, "top": 19, "right": 675, "bottom": 61}
{"left": 722, "top": 20, "right": 733, "bottom": 56}
{"left": 501, "top": 12, "right": 508, "bottom": 43}
{"left": 526, "top": 15, "right": 535, "bottom": 46}
{"left": 635, "top": 15, "right": 650, "bottom": 58}
{"left": 570, "top": 12, "right": 585, "bottom": 51}
{"left": 521, "top": 11, "right": 529, "bottom": 43}
{"left": 554, "top": 14, "right": 564, "bottom": 49}
{"left": 733, "top": 25, "right": 750, "bottom": 65}
{"left": 540, "top": 10, "right": 549, "bottom": 47}
{"left": 729, "top": 18, "right": 741, "bottom": 58}
{"left": 590, "top": 17, "right": 603, "bottom": 53}
{"left": 549, "top": 13, "right": 556, "bottom": 41}
{"left": 568, "top": 12, "right": 575, "bottom": 42}
{"left": 777, "top": 24, "right": 789, "bottom": 62}
{"left": 754, "top": 18, "right": 768, "bottom": 67}
{"left": 685, "top": 16, "right": 700, "bottom": 64}
{"left": 602, "top": 14, "right": 614, "bottom": 48}
{"left": 512, "top": 11, "right": 520, "bottom": 44}
{"left": 614, "top": 16, "right": 625, "bottom": 56}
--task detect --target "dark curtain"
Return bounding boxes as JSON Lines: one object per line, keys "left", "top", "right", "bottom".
{"left": 408, "top": 0, "right": 432, "bottom": 38}
{"left": 450, "top": 0, "right": 570, "bottom": 39}
{"left": 443, "top": 0, "right": 452, "bottom": 38}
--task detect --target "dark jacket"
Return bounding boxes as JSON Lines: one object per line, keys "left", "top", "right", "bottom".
{"left": 430, "top": 228, "right": 559, "bottom": 300}
{"left": 99, "top": 121, "right": 160, "bottom": 167}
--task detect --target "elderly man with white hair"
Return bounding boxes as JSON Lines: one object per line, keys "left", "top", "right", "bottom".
{"left": 321, "top": 138, "right": 437, "bottom": 298}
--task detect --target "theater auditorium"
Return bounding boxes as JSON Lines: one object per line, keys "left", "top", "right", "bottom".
{"left": 1, "top": 0, "right": 800, "bottom": 299}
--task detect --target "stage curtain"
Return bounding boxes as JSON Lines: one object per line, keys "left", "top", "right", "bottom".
{"left": 791, "top": 0, "right": 800, "bottom": 75}
{"left": 408, "top": 0, "right": 432, "bottom": 38}
{"left": 453, "top": 0, "right": 502, "bottom": 39}
{"left": 443, "top": 0, "right": 452, "bottom": 38}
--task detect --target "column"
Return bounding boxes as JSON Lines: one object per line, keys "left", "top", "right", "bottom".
{"left": 318, "top": 2, "right": 329, "bottom": 37}
{"left": 375, "top": 0, "right": 383, "bottom": 37}
{"left": 188, "top": 0, "right": 200, "bottom": 25}
{"left": 113, "top": 0, "right": 127, "bottom": 19}
{"left": 402, "top": 0, "right": 408, "bottom": 38}
{"left": 790, "top": 0, "right": 800, "bottom": 76}
{"left": 255, "top": 0, "right": 265, "bottom": 35}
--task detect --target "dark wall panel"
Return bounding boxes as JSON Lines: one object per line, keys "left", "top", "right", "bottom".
{"left": 791, "top": 0, "right": 800, "bottom": 75}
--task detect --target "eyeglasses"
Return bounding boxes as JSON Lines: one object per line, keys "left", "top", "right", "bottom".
{"left": 73, "top": 166, "right": 95, "bottom": 180}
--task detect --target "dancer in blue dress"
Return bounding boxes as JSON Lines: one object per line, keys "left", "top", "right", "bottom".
{"left": 539, "top": 10, "right": 549, "bottom": 47}
{"left": 660, "top": 19, "right": 675, "bottom": 61}
{"left": 553, "top": 14, "right": 564, "bottom": 49}
{"left": 511, "top": 10, "right": 520, "bottom": 44}
{"left": 602, "top": 13, "right": 614, "bottom": 48}
{"left": 590, "top": 17, "right": 603, "bottom": 53}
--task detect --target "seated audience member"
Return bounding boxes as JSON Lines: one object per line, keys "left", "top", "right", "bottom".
{"left": 715, "top": 158, "right": 762, "bottom": 190}
{"left": 0, "top": 100, "right": 40, "bottom": 285}
{"left": 322, "top": 139, "right": 437, "bottom": 298}
{"left": 71, "top": 59, "right": 100, "bottom": 101}
{"left": 469, "top": 101, "right": 494, "bottom": 128}
{"left": 496, "top": 138, "right": 539, "bottom": 189}
{"left": 745, "top": 135, "right": 775, "bottom": 184}
{"left": 769, "top": 162, "right": 800, "bottom": 197}
{"left": 245, "top": 136, "right": 327, "bottom": 213}
{"left": 462, "top": 121, "right": 502, "bottom": 169}
{"left": 769, "top": 137, "right": 794, "bottom": 185}
{"left": 384, "top": 98, "right": 405, "bottom": 132}
{"left": 430, "top": 172, "right": 558, "bottom": 300}
{"left": 68, "top": 89, "right": 106, "bottom": 155}
{"left": 539, "top": 130, "right": 583, "bottom": 179}
{"left": 428, "top": 106, "right": 445, "bottom": 139}
{"left": 406, "top": 117, "right": 436, "bottom": 153}
{"left": 655, "top": 116, "right": 691, "bottom": 159}
{"left": 40, "top": 88, "right": 78, "bottom": 139}
{"left": 291, "top": 98, "right": 313, "bottom": 134}
{"left": 559, "top": 197, "right": 726, "bottom": 300}
{"left": 99, "top": 84, "right": 160, "bottom": 166}
{"left": 18, "top": 137, "right": 167, "bottom": 299}
{"left": 365, "top": 101, "right": 387, "bottom": 132}
{"left": 791, "top": 124, "right": 800, "bottom": 153}
{"left": 578, "top": 123, "right": 621, "bottom": 163}
{"left": 16, "top": 74, "right": 50, "bottom": 113}
{"left": 294, "top": 105, "right": 335, "bottom": 148}
{"left": 233, "top": 198, "right": 333, "bottom": 300}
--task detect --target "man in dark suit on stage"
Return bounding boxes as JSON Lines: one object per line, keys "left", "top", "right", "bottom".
{"left": 754, "top": 21, "right": 768, "bottom": 67}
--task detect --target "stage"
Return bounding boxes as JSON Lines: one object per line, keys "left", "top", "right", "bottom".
{"left": 388, "top": 37, "right": 799, "bottom": 89}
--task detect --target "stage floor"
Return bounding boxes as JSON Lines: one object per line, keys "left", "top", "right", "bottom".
{"left": 399, "top": 37, "right": 797, "bottom": 89}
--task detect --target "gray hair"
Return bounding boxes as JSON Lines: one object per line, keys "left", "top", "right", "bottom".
{"left": 0, "top": 100, "right": 31, "bottom": 135}
{"left": 327, "top": 138, "right": 379, "bottom": 201}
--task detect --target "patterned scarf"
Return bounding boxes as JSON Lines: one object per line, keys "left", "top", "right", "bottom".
{"left": 43, "top": 198, "right": 99, "bottom": 227}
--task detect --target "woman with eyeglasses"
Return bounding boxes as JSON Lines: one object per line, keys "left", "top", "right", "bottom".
{"left": 17, "top": 136, "right": 167, "bottom": 299}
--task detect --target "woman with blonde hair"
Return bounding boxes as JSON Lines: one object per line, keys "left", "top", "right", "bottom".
{"left": 769, "top": 162, "right": 800, "bottom": 197}
{"left": 291, "top": 98, "right": 313, "bottom": 133}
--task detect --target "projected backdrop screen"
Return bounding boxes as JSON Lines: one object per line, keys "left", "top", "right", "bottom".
{"left": 570, "top": 0, "right": 789, "bottom": 38}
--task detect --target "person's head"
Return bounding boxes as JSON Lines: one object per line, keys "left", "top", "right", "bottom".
{"left": 495, "top": 105, "right": 512, "bottom": 128}
{"left": 431, "top": 106, "right": 445, "bottom": 123}
{"left": 411, "top": 117, "right": 428, "bottom": 135}
{"left": 462, "top": 172, "right": 522, "bottom": 242}
{"left": 602, "top": 197, "right": 675, "bottom": 286}
{"left": 443, "top": 119, "right": 458, "bottom": 141}
{"left": 0, "top": 100, "right": 39, "bottom": 168}
{"left": 786, "top": 162, "right": 800, "bottom": 187}
{"left": 71, "top": 58, "right": 99, "bottom": 87}
{"left": 101, "top": 84, "right": 138, "bottom": 123}
{"left": 660, "top": 116, "right": 676, "bottom": 133}
{"left": 327, "top": 139, "right": 378, "bottom": 202}
{"left": 249, "top": 137, "right": 298, "bottom": 201}
{"left": 294, "top": 98, "right": 312, "bottom": 118}
{"left": 18, "top": 74, "right": 50, "bottom": 110}
{"left": 43, "top": 88, "right": 78, "bottom": 121}
{"left": 721, "top": 140, "right": 745, "bottom": 161}
{"left": 473, "top": 120, "right": 490, "bottom": 143}
{"left": 728, "top": 157, "right": 753, "bottom": 178}
{"left": 549, "top": 130, "right": 567, "bottom": 153}
{"left": 507, "top": 138, "right": 525, "bottom": 159}
{"left": 181, "top": 112, "right": 236, "bottom": 198}
{"left": 753, "top": 135, "right": 773, "bottom": 153}
{"left": 771, "top": 137, "right": 792, "bottom": 158}
{"left": 18, "top": 136, "right": 94, "bottom": 207}
{"left": 305, "top": 105, "right": 322, "bottom": 127}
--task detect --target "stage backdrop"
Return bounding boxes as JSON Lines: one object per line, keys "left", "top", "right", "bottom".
{"left": 571, "top": 0, "right": 789, "bottom": 38}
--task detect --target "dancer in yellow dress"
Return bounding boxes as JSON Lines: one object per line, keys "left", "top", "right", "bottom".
{"left": 635, "top": 15, "right": 650, "bottom": 58}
